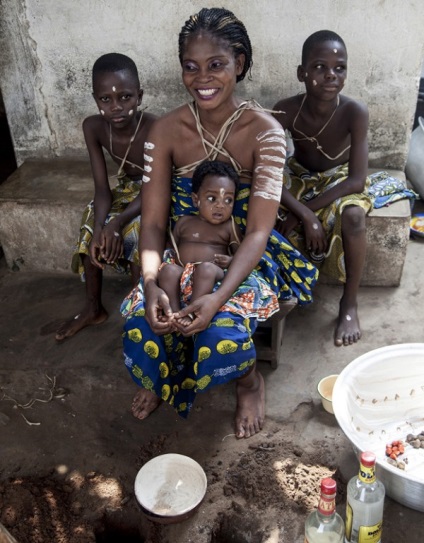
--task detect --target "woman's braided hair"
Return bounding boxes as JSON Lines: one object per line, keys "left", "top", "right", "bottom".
{"left": 178, "top": 7, "right": 253, "bottom": 82}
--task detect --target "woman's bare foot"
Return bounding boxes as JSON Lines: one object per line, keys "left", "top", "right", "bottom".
{"left": 55, "top": 307, "right": 108, "bottom": 341}
{"left": 235, "top": 367, "right": 265, "bottom": 439}
{"left": 132, "top": 389, "right": 162, "bottom": 420}
{"left": 334, "top": 298, "right": 361, "bottom": 347}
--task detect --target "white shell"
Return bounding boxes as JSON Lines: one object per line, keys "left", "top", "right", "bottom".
{"left": 134, "top": 453, "right": 207, "bottom": 516}
{"left": 333, "top": 343, "right": 424, "bottom": 511}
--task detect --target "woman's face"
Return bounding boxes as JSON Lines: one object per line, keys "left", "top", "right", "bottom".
{"left": 181, "top": 32, "right": 244, "bottom": 112}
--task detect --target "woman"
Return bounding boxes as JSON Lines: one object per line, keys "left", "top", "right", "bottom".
{"left": 121, "top": 7, "right": 318, "bottom": 439}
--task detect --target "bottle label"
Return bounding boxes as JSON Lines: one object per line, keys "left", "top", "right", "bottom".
{"left": 345, "top": 502, "right": 353, "bottom": 541}
{"left": 358, "top": 464, "right": 376, "bottom": 484}
{"left": 318, "top": 495, "right": 335, "bottom": 515}
{"left": 358, "top": 521, "right": 382, "bottom": 543}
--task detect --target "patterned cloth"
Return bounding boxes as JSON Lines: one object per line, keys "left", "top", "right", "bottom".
{"left": 121, "top": 175, "right": 318, "bottom": 418}
{"left": 367, "top": 171, "right": 418, "bottom": 208}
{"left": 71, "top": 175, "right": 141, "bottom": 279}
{"left": 280, "top": 157, "right": 373, "bottom": 283}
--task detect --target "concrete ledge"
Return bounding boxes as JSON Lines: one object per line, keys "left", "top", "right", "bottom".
{"left": 0, "top": 159, "right": 93, "bottom": 272}
{"left": 0, "top": 162, "right": 411, "bottom": 286}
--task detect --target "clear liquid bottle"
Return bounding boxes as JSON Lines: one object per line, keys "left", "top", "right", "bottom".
{"left": 345, "top": 451, "right": 385, "bottom": 543}
{"left": 305, "top": 477, "right": 345, "bottom": 542}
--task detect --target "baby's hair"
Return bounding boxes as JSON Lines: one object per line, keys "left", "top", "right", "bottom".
{"left": 178, "top": 7, "right": 252, "bottom": 82}
{"left": 92, "top": 53, "right": 140, "bottom": 87}
{"left": 302, "top": 30, "right": 346, "bottom": 65}
{"left": 192, "top": 160, "right": 240, "bottom": 194}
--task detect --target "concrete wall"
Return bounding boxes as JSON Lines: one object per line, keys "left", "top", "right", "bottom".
{"left": 0, "top": 0, "right": 423, "bottom": 169}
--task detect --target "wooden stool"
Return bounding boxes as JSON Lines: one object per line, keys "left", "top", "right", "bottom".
{"left": 254, "top": 297, "right": 298, "bottom": 369}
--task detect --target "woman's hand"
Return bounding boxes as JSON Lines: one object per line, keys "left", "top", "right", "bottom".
{"left": 144, "top": 282, "right": 176, "bottom": 335}
{"left": 100, "top": 221, "right": 123, "bottom": 264}
{"left": 173, "top": 293, "right": 221, "bottom": 336}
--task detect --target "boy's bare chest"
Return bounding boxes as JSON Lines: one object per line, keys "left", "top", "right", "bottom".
{"left": 179, "top": 219, "right": 230, "bottom": 246}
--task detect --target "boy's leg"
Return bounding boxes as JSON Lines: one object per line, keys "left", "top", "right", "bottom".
{"left": 157, "top": 264, "right": 184, "bottom": 313}
{"left": 335, "top": 206, "right": 367, "bottom": 347}
{"left": 55, "top": 255, "right": 108, "bottom": 341}
{"left": 191, "top": 262, "right": 225, "bottom": 301}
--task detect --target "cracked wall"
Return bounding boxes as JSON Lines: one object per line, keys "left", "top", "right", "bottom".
{"left": 0, "top": 0, "right": 423, "bottom": 169}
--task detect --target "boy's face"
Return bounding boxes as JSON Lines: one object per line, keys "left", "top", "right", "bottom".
{"left": 298, "top": 40, "right": 347, "bottom": 100}
{"left": 92, "top": 70, "right": 142, "bottom": 128}
{"left": 192, "top": 174, "right": 236, "bottom": 225}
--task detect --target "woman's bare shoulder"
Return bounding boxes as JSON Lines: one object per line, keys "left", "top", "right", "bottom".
{"left": 149, "top": 104, "right": 192, "bottom": 137}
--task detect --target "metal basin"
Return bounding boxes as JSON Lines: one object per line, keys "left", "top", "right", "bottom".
{"left": 333, "top": 343, "right": 424, "bottom": 511}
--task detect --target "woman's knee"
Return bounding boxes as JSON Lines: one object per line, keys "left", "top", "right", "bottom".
{"left": 342, "top": 206, "right": 366, "bottom": 234}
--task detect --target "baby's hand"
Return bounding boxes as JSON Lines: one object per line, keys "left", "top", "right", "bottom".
{"left": 213, "top": 254, "right": 232, "bottom": 269}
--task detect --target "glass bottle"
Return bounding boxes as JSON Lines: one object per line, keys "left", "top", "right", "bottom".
{"left": 305, "top": 477, "right": 345, "bottom": 542}
{"left": 345, "top": 451, "right": 385, "bottom": 543}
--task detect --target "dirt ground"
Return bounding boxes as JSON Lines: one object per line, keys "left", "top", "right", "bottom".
{"left": 1, "top": 231, "right": 424, "bottom": 542}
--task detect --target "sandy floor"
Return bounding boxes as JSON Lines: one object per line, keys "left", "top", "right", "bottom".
{"left": 0, "top": 228, "right": 424, "bottom": 542}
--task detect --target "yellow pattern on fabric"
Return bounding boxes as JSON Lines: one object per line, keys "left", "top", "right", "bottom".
{"left": 162, "top": 385, "right": 171, "bottom": 401}
{"left": 197, "top": 375, "right": 212, "bottom": 390}
{"left": 127, "top": 328, "right": 142, "bottom": 343}
{"left": 281, "top": 158, "right": 372, "bottom": 282}
{"left": 144, "top": 341, "right": 159, "bottom": 358}
{"left": 132, "top": 366, "right": 143, "bottom": 379}
{"left": 71, "top": 174, "right": 142, "bottom": 279}
{"left": 159, "top": 362, "right": 169, "bottom": 378}
{"left": 198, "top": 347, "right": 212, "bottom": 361}
{"left": 217, "top": 340, "right": 238, "bottom": 354}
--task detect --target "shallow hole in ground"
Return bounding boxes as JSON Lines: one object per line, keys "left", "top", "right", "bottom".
{"left": 211, "top": 511, "right": 263, "bottom": 543}
{"left": 94, "top": 512, "right": 144, "bottom": 543}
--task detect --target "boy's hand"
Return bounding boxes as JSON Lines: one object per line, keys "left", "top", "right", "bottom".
{"left": 213, "top": 254, "right": 232, "bottom": 269}
{"left": 100, "top": 222, "right": 123, "bottom": 264}
{"left": 303, "top": 212, "right": 327, "bottom": 254}
{"left": 89, "top": 232, "right": 105, "bottom": 269}
{"left": 276, "top": 211, "right": 299, "bottom": 237}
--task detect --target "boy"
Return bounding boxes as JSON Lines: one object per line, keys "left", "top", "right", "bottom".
{"left": 273, "top": 30, "right": 372, "bottom": 347}
{"left": 55, "top": 53, "right": 156, "bottom": 341}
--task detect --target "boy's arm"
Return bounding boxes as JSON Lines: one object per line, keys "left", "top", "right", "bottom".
{"left": 83, "top": 117, "right": 114, "bottom": 268}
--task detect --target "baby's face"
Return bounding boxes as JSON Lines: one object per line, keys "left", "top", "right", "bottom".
{"left": 192, "top": 175, "right": 236, "bottom": 224}
{"left": 301, "top": 40, "right": 347, "bottom": 99}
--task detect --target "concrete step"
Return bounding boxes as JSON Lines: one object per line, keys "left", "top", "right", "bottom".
{"left": 0, "top": 161, "right": 411, "bottom": 286}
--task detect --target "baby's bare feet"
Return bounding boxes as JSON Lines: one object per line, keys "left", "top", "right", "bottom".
{"left": 235, "top": 368, "right": 265, "bottom": 439}
{"left": 132, "top": 389, "right": 162, "bottom": 420}
{"left": 334, "top": 298, "right": 361, "bottom": 347}
{"left": 55, "top": 307, "right": 108, "bottom": 341}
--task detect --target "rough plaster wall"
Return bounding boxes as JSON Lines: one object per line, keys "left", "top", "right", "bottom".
{"left": 0, "top": 0, "right": 423, "bottom": 168}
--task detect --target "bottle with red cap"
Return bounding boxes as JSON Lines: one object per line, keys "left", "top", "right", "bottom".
{"left": 304, "top": 477, "right": 345, "bottom": 542}
{"left": 345, "top": 451, "right": 385, "bottom": 543}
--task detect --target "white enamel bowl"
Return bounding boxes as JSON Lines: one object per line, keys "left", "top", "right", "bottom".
{"left": 134, "top": 453, "right": 207, "bottom": 523}
{"left": 332, "top": 343, "right": 424, "bottom": 511}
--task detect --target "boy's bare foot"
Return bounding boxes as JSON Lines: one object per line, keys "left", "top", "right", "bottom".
{"left": 132, "top": 389, "right": 162, "bottom": 420}
{"left": 55, "top": 308, "right": 108, "bottom": 341}
{"left": 334, "top": 298, "right": 361, "bottom": 347}
{"left": 235, "top": 367, "right": 265, "bottom": 439}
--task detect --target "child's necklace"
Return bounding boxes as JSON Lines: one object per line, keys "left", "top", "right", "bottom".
{"left": 291, "top": 94, "right": 350, "bottom": 161}
{"left": 109, "top": 109, "right": 145, "bottom": 178}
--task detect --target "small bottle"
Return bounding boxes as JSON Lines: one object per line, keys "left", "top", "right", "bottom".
{"left": 345, "top": 451, "right": 385, "bottom": 543}
{"left": 305, "top": 477, "right": 345, "bottom": 542}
